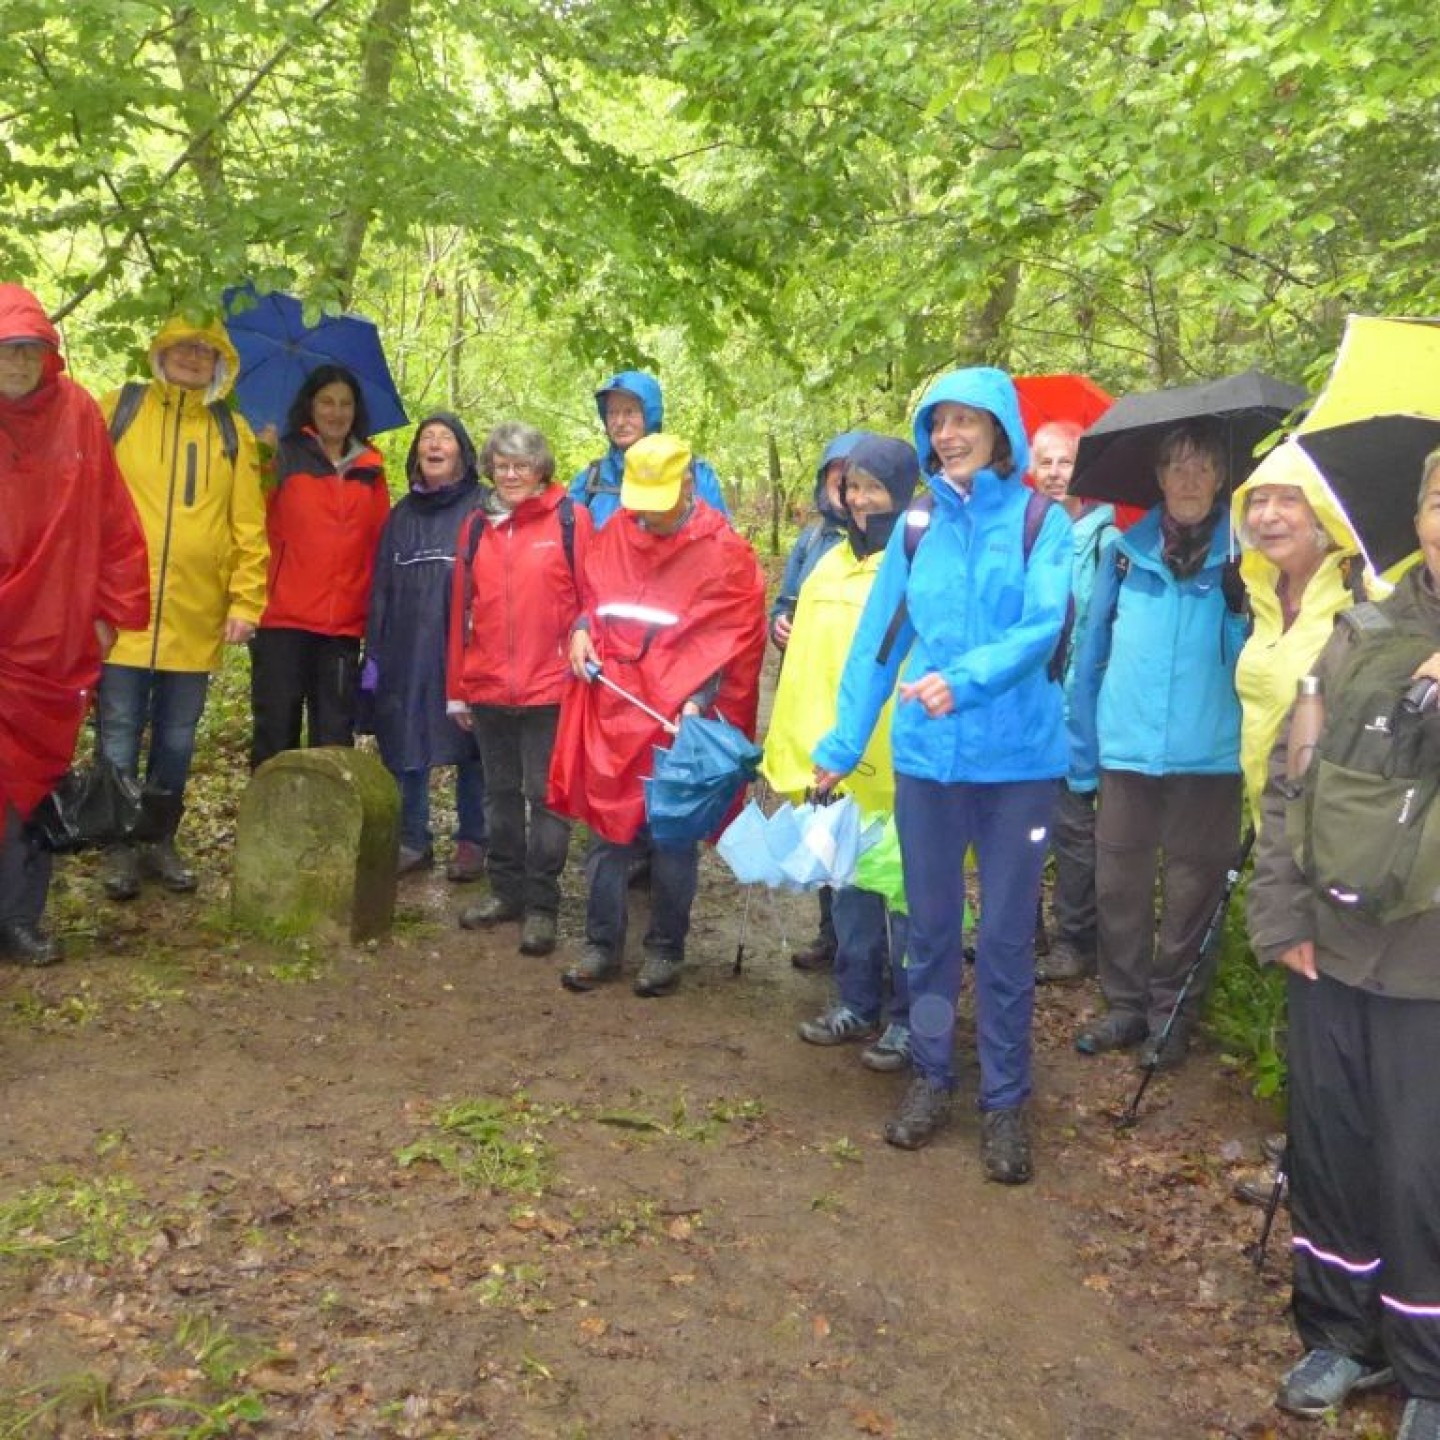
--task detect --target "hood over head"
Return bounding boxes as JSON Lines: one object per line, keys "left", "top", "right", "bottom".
{"left": 842, "top": 434, "right": 921, "bottom": 557}
{"left": 594, "top": 370, "right": 663, "bottom": 435}
{"left": 148, "top": 314, "right": 240, "bottom": 404}
{"left": 814, "top": 429, "right": 868, "bottom": 522}
{"left": 912, "top": 366, "right": 1030, "bottom": 488}
{"left": 404, "top": 410, "right": 480, "bottom": 490}
{"left": 0, "top": 283, "right": 65, "bottom": 389}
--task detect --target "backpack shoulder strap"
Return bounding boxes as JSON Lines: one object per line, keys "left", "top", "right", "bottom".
{"left": 207, "top": 401, "right": 239, "bottom": 467}
{"left": 558, "top": 495, "right": 576, "bottom": 577}
{"left": 876, "top": 493, "right": 937, "bottom": 665}
{"left": 1021, "top": 488, "right": 1052, "bottom": 560}
{"left": 107, "top": 382, "right": 148, "bottom": 450}
{"left": 1339, "top": 601, "right": 1392, "bottom": 638}
{"left": 1340, "top": 554, "right": 1369, "bottom": 604}
{"left": 582, "top": 459, "right": 622, "bottom": 501}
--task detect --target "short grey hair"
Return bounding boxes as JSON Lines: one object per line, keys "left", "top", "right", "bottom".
{"left": 481, "top": 421, "right": 555, "bottom": 484}
{"left": 1418, "top": 447, "right": 1440, "bottom": 511}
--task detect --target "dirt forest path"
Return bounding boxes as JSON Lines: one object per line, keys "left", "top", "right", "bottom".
{"left": 0, "top": 844, "right": 1404, "bottom": 1439}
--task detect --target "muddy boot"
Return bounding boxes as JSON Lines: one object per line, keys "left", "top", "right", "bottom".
{"left": 143, "top": 838, "right": 198, "bottom": 893}
{"left": 103, "top": 844, "right": 142, "bottom": 902}
{"left": 518, "top": 913, "right": 558, "bottom": 957}
{"left": 633, "top": 949, "right": 683, "bottom": 998}
{"left": 562, "top": 943, "right": 619, "bottom": 993}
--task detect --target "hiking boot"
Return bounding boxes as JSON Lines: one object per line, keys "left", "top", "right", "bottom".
{"left": 0, "top": 921, "right": 62, "bottom": 968}
{"left": 1035, "top": 938, "right": 1096, "bottom": 984}
{"left": 797, "top": 1005, "right": 878, "bottom": 1046}
{"left": 1398, "top": 1398, "right": 1440, "bottom": 1440}
{"left": 518, "top": 913, "right": 558, "bottom": 957}
{"left": 633, "top": 949, "right": 683, "bottom": 998}
{"left": 397, "top": 844, "right": 434, "bottom": 876}
{"left": 981, "top": 1105, "right": 1033, "bottom": 1185}
{"left": 1075, "top": 1010, "right": 1148, "bottom": 1055}
{"left": 883, "top": 1075, "right": 953, "bottom": 1150}
{"left": 1232, "top": 1166, "right": 1288, "bottom": 1209}
{"left": 140, "top": 838, "right": 198, "bottom": 893}
{"left": 1137, "top": 1023, "right": 1191, "bottom": 1073}
{"left": 1276, "top": 1349, "right": 1394, "bottom": 1418}
{"left": 458, "top": 894, "right": 523, "bottom": 929}
{"left": 445, "top": 840, "right": 488, "bottom": 883}
{"left": 102, "top": 843, "right": 142, "bottom": 902}
{"left": 861, "top": 1023, "right": 913, "bottom": 1073}
{"left": 790, "top": 936, "right": 835, "bottom": 972}
{"left": 562, "top": 944, "right": 619, "bottom": 992}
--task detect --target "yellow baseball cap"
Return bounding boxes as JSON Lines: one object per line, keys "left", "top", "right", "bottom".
{"left": 620, "top": 432, "right": 692, "bottom": 511}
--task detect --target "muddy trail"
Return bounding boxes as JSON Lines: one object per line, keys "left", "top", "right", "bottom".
{"left": 0, "top": 827, "right": 1406, "bottom": 1439}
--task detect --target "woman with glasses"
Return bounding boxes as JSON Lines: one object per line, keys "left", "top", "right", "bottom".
{"left": 446, "top": 423, "right": 592, "bottom": 957}
{"left": 363, "top": 412, "right": 488, "bottom": 880}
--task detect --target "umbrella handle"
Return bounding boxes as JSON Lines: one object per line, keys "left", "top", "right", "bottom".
{"left": 584, "top": 661, "right": 680, "bottom": 736}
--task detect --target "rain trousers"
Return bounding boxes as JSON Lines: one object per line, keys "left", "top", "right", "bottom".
{"left": 0, "top": 284, "right": 150, "bottom": 834}
{"left": 547, "top": 503, "right": 766, "bottom": 844}
{"left": 1231, "top": 443, "right": 1369, "bottom": 827}
{"left": 102, "top": 316, "right": 267, "bottom": 672}
{"left": 567, "top": 370, "right": 728, "bottom": 528}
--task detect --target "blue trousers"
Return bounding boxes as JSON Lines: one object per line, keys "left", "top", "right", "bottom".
{"left": 895, "top": 774, "right": 1058, "bottom": 1109}
{"left": 832, "top": 886, "right": 909, "bottom": 1027}
{"left": 98, "top": 665, "right": 210, "bottom": 797}
{"left": 396, "top": 764, "right": 487, "bottom": 854}
{"left": 584, "top": 832, "right": 698, "bottom": 962}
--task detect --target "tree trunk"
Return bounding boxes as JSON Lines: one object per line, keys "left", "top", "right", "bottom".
{"left": 768, "top": 431, "right": 783, "bottom": 556}
{"left": 170, "top": 6, "right": 226, "bottom": 204}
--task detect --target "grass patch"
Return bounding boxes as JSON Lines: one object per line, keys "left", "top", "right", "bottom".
{"left": 0, "top": 1174, "right": 155, "bottom": 1265}
{"left": 397, "top": 1096, "right": 553, "bottom": 1194}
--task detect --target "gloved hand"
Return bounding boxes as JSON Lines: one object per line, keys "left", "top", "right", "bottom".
{"left": 1221, "top": 558, "right": 1248, "bottom": 615}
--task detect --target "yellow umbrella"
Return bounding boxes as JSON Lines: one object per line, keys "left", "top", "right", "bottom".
{"left": 1293, "top": 315, "right": 1440, "bottom": 573}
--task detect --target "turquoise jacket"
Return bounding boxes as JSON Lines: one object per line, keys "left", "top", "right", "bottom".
{"left": 1067, "top": 504, "right": 1246, "bottom": 791}
{"left": 567, "top": 369, "right": 728, "bottom": 528}
{"left": 813, "top": 368, "right": 1072, "bottom": 785}
{"left": 1063, "top": 502, "right": 1119, "bottom": 703}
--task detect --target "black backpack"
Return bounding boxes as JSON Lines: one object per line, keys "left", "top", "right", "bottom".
{"left": 1285, "top": 603, "right": 1440, "bottom": 924}
{"left": 108, "top": 381, "right": 239, "bottom": 467}
{"left": 875, "top": 488, "right": 1074, "bottom": 681}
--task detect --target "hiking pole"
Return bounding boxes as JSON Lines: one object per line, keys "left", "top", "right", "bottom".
{"left": 1116, "top": 825, "right": 1257, "bottom": 1129}
{"left": 1251, "top": 1150, "right": 1290, "bottom": 1270}
{"left": 733, "top": 884, "right": 754, "bottom": 975}
{"left": 583, "top": 660, "right": 679, "bottom": 736}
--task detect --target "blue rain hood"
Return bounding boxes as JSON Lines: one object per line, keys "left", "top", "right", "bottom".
{"left": 814, "top": 429, "right": 868, "bottom": 523}
{"left": 593, "top": 370, "right": 663, "bottom": 434}
{"left": 912, "top": 367, "right": 1030, "bottom": 487}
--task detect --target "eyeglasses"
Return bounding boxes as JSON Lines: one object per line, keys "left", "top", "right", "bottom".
{"left": 493, "top": 460, "right": 536, "bottom": 478}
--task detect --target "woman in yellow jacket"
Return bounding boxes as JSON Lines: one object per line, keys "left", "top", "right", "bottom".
{"left": 763, "top": 434, "right": 919, "bottom": 1071}
{"left": 1233, "top": 441, "right": 1370, "bottom": 831}
{"left": 97, "top": 317, "right": 268, "bottom": 899}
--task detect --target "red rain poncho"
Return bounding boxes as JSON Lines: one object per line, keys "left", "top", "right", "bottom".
{"left": 0, "top": 285, "right": 150, "bottom": 837}
{"left": 547, "top": 502, "right": 766, "bottom": 844}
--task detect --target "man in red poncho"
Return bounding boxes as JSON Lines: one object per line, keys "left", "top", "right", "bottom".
{"left": 549, "top": 432, "right": 765, "bottom": 997}
{"left": 0, "top": 284, "right": 150, "bottom": 965}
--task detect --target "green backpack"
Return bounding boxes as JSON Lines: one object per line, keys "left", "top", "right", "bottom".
{"left": 1286, "top": 604, "right": 1440, "bottom": 924}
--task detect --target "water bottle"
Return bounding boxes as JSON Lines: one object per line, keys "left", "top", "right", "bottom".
{"left": 1286, "top": 675, "right": 1325, "bottom": 785}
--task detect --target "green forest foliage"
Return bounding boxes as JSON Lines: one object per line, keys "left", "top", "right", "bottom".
{"left": 5, "top": 0, "right": 1439, "bottom": 505}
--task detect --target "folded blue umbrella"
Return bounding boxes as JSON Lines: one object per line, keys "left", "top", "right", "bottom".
{"left": 644, "top": 715, "right": 762, "bottom": 846}
{"left": 715, "top": 794, "right": 881, "bottom": 891}
{"left": 222, "top": 283, "right": 409, "bottom": 437}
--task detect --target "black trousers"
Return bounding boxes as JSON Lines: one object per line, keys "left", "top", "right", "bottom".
{"left": 249, "top": 628, "right": 361, "bottom": 769}
{"left": 1288, "top": 969, "right": 1440, "bottom": 1398}
{"left": 0, "top": 806, "right": 51, "bottom": 927}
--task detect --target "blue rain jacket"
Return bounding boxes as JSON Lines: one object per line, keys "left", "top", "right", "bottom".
{"left": 567, "top": 369, "right": 728, "bottom": 528}
{"left": 1067, "top": 504, "right": 1246, "bottom": 791}
{"left": 813, "top": 369, "right": 1072, "bottom": 785}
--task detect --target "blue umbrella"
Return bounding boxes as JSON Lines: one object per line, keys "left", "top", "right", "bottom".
{"left": 644, "top": 715, "right": 762, "bottom": 846}
{"left": 715, "top": 795, "right": 882, "bottom": 891}
{"left": 222, "top": 283, "right": 409, "bottom": 437}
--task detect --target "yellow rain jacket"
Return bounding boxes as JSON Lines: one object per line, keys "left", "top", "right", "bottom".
{"left": 1232, "top": 443, "right": 1372, "bottom": 828}
{"left": 102, "top": 317, "right": 267, "bottom": 672}
{"left": 762, "top": 541, "right": 895, "bottom": 814}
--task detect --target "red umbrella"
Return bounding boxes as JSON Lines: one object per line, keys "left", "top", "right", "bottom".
{"left": 1013, "top": 374, "right": 1144, "bottom": 529}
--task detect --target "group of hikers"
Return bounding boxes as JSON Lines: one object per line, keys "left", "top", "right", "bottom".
{"left": 4, "top": 276, "right": 1440, "bottom": 1438}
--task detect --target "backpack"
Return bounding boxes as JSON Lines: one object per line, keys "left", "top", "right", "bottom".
{"left": 458, "top": 496, "right": 577, "bottom": 642}
{"left": 108, "top": 381, "right": 239, "bottom": 467}
{"left": 1285, "top": 603, "right": 1440, "bottom": 924}
{"left": 875, "top": 488, "right": 1074, "bottom": 681}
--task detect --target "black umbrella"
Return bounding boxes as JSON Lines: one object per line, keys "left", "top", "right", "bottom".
{"left": 1070, "top": 369, "right": 1307, "bottom": 510}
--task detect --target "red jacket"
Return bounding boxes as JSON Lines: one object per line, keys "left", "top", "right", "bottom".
{"left": 0, "top": 284, "right": 150, "bottom": 833}
{"left": 547, "top": 502, "right": 766, "bottom": 844}
{"left": 447, "top": 486, "right": 592, "bottom": 708}
{"left": 259, "top": 431, "right": 390, "bottom": 637}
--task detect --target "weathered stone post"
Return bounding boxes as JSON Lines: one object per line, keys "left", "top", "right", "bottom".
{"left": 233, "top": 748, "right": 399, "bottom": 942}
